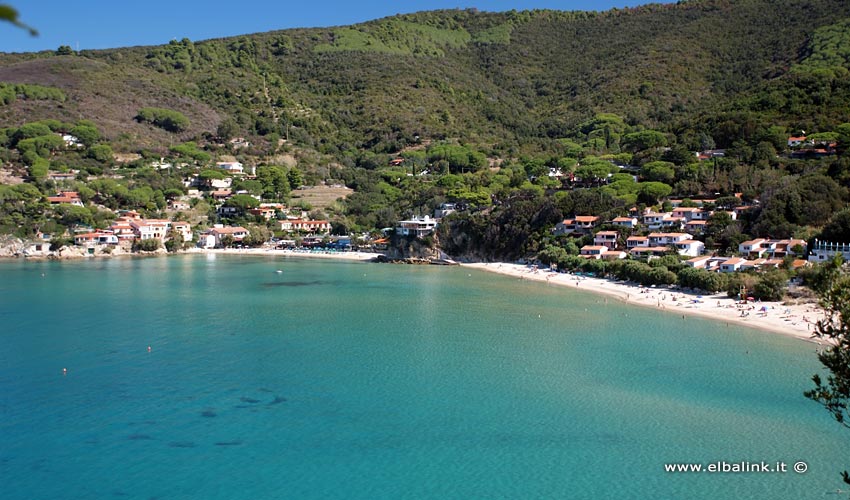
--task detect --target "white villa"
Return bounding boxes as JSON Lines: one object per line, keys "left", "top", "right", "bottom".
{"left": 396, "top": 216, "right": 438, "bottom": 238}
{"left": 808, "top": 239, "right": 850, "bottom": 263}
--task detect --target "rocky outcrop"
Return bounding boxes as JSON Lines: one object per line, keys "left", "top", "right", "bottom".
{"left": 0, "top": 236, "right": 26, "bottom": 257}
{"left": 376, "top": 233, "right": 458, "bottom": 265}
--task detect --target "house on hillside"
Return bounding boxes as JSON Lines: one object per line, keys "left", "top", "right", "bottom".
{"left": 209, "top": 226, "right": 249, "bottom": 247}
{"left": 395, "top": 216, "right": 438, "bottom": 238}
{"left": 626, "top": 236, "right": 649, "bottom": 250}
{"left": 787, "top": 136, "right": 808, "bottom": 148}
{"left": 554, "top": 216, "right": 600, "bottom": 236}
{"left": 673, "top": 239, "right": 705, "bottom": 257}
{"left": 629, "top": 246, "right": 670, "bottom": 258}
{"left": 808, "top": 239, "right": 850, "bottom": 263}
{"left": 74, "top": 231, "right": 119, "bottom": 246}
{"left": 593, "top": 231, "right": 619, "bottom": 249}
{"left": 648, "top": 232, "right": 692, "bottom": 247}
{"left": 61, "top": 134, "right": 82, "bottom": 148}
{"left": 719, "top": 258, "right": 746, "bottom": 273}
{"left": 47, "top": 191, "right": 84, "bottom": 207}
{"left": 739, "top": 238, "right": 768, "bottom": 258}
{"left": 47, "top": 171, "right": 78, "bottom": 182}
{"left": 169, "top": 200, "right": 191, "bottom": 211}
{"left": 611, "top": 216, "right": 639, "bottom": 229}
{"left": 280, "top": 219, "right": 332, "bottom": 234}
{"left": 249, "top": 207, "right": 279, "bottom": 220}
{"left": 684, "top": 220, "right": 707, "bottom": 234}
{"left": 580, "top": 245, "right": 607, "bottom": 259}
{"left": 216, "top": 161, "right": 244, "bottom": 175}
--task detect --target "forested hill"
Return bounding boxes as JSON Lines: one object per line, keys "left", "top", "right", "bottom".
{"left": 1, "top": 0, "right": 850, "bottom": 156}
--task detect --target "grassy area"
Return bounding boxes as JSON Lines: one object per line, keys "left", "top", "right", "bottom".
{"left": 289, "top": 185, "right": 353, "bottom": 211}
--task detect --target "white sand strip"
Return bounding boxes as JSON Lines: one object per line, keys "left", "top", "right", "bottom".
{"left": 463, "top": 262, "right": 828, "bottom": 344}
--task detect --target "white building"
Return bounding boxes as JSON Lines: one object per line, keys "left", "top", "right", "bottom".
{"left": 593, "top": 231, "right": 619, "bottom": 249}
{"left": 673, "top": 239, "right": 705, "bottom": 257}
{"left": 397, "top": 216, "right": 438, "bottom": 238}
{"left": 216, "top": 161, "right": 244, "bottom": 175}
{"left": 580, "top": 245, "right": 607, "bottom": 259}
{"left": 808, "top": 240, "right": 850, "bottom": 263}
{"left": 610, "top": 216, "right": 639, "bottom": 229}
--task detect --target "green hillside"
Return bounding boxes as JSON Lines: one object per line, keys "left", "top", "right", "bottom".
{"left": 0, "top": 0, "right": 848, "bottom": 155}
{"left": 3, "top": 0, "right": 850, "bottom": 268}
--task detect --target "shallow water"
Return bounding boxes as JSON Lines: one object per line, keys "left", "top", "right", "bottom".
{"left": 0, "top": 255, "right": 845, "bottom": 499}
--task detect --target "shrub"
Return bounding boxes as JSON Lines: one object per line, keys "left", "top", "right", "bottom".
{"left": 136, "top": 107, "right": 190, "bottom": 132}
{"left": 134, "top": 238, "right": 162, "bottom": 252}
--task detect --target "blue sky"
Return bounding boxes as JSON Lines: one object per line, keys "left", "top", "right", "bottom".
{"left": 2, "top": 0, "right": 651, "bottom": 53}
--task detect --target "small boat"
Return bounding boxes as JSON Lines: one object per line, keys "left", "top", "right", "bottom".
{"left": 275, "top": 269, "right": 283, "bottom": 274}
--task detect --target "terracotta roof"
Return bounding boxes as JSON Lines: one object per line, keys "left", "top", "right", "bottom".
{"left": 213, "top": 226, "right": 248, "bottom": 235}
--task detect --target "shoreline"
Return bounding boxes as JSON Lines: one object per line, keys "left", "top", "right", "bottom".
{"left": 1, "top": 245, "right": 383, "bottom": 262}
{"left": 183, "top": 247, "right": 381, "bottom": 261}
{"left": 462, "top": 262, "right": 828, "bottom": 344}
{"left": 6, "top": 246, "right": 829, "bottom": 343}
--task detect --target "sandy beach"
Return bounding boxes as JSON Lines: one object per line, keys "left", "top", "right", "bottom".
{"left": 463, "top": 262, "right": 828, "bottom": 344}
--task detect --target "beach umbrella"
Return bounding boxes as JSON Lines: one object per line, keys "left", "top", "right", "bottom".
{"left": 760, "top": 306, "right": 768, "bottom": 311}
{"left": 747, "top": 296, "right": 755, "bottom": 301}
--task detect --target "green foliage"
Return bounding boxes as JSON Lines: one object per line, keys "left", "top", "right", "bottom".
{"left": 224, "top": 194, "right": 260, "bottom": 211}
{"left": 134, "top": 238, "right": 162, "bottom": 252}
{"left": 603, "top": 259, "right": 677, "bottom": 286}
{"left": 69, "top": 124, "right": 100, "bottom": 147}
{"left": 753, "top": 269, "right": 788, "bottom": 301}
{"left": 819, "top": 207, "right": 850, "bottom": 243}
{"left": 17, "top": 134, "right": 64, "bottom": 157}
{"left": 0, "top": 83, "right": 64, "bottom": 106}
{"left": 243, "top": 224, "right": 271, "bottom": 247}
{"left": 677, "top": 267, "right": 727, "bottom": 293}
{"left": 256, "top": 166, "right": 290, "bottom": 200}
{"left": 199, "top": 169, "right": 226, "bottom": 182}
{"left": 636, "top": 182, "right": 673, "bottom": 205}
{"left": 427, "top": 143, "right": 487, "bottom": 173}
{"left": 169, "top": 142, "right": 210, "bottom": 163}
{"left": 216, "top": 118, "right": 240, "bottom": 140}
{"left": 640, "top": 161, "right": 676, "bottom": 184}
{"left": 87, "top": 144, "right": 113, "bottom": 163}
{"left": 471, "top": 22, "right": 513, "bottom": 44}
{"left": 622, "top": 130, "right": 667, "bottom": 152}
{"left": 753, "top": 174, "right": 847, "bottom": 237}
{"left": 136, "top": 107, "right": 190, "bottom": 132}
{"left": 315, "top": 19, "right": 472, "bottom": 56}
{"left": 53, "top": 204, "right": 93, "bottom": 227}
{"left": 28, "top": 157, "right": 48, "bottom": 179}
{"left": 0, "top": 4, "right": 36, "bottom": 35}
{"left": 804, "top": 263, "right": 850, "bottom": 488}
{"left": 796, "top": 19, "right": 850, "bottom": 73}
{"left": 287, "top": 167, "right": 304, "bottom": 189}
{"left": 12, "top": 123, "right": 53, "bottom": 144}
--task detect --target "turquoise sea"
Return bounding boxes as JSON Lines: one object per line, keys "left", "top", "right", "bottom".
{"left": 0, "top": 254, "right": 847, "bottom": 499}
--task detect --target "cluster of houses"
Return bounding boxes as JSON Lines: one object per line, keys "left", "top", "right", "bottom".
{"left": 71, "top": 211, "right": 193, "bottom": 247}
{"left": 547, "top": 198, "right": 817, "bottom": 273}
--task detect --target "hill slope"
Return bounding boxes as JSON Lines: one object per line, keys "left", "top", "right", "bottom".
{"left": 1, "top": 0, "right": 850, "bottom": 155}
